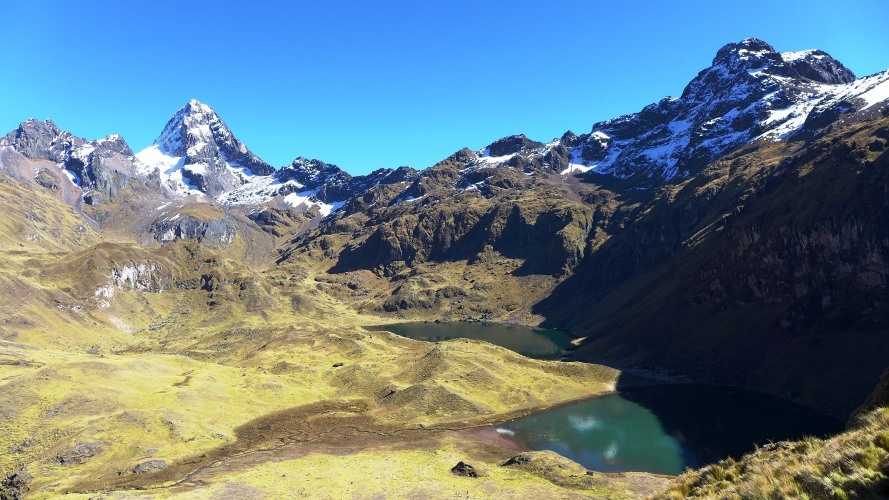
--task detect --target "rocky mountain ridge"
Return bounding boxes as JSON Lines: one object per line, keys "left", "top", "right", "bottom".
{"left": 455, "top": 38, "right": 887, "bottom": 186}
{"left": 4, "top": 39, "right": 887, "bottom": 221}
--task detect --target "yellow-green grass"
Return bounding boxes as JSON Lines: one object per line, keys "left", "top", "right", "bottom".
{"left": 1, "top": 295, "right": 621, "bottom": 498}
{"left": 95, "top": 441, "right": 641, "bottom": 499}
{"left": 656, "top": 407, "right": 889, "bottom": 499}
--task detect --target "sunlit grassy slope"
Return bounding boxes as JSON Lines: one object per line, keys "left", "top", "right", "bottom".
{"left": 655, "top": 408, "right": 889, "bottom": 499}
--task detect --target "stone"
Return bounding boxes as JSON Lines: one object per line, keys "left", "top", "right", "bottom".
{"left": 450, "top": 461, "right": 478, "bottom": 477}
{"left": 56, "top": 442, "right": 102, "bottom": 465}
{"left": 133, "top": 459, "right": 168, "bottom": 474}
{"left": 1, "top": 467, "right": 32, "bottom": 500}
{"left": 502, "top": 453, "right": 532, "bottom": 466}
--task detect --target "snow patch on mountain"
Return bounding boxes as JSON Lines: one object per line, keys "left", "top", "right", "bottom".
{"left": 135, "top": 144, "right": 202, "bottom": 195}
{"left": 560, "top": 164, "right": 594, "bottom": 175}
{"left": 852, "top": 71, "right": 889, "bottom": 109}
{"left": 62, "top": 168, "right": 82, "bottom": 187}
{"left": 473, "top": 40, "right": 889, "bottom": 184}
{"left": 474, "top": 153, "right": 515, "bottom": 168}
{"left": 282, "top": 191, "right": 342, "bottom": 216}
{"left": 781, "top": 50, "right": 821, "bottom": 63}
{"left": 216, "top": 175, "right": 303, "bottom": 206}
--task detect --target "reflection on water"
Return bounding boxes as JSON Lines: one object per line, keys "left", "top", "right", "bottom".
{"left": 366, "top": 322, "right": 573, "bottom": 359}
{"left": 493, "top": 385, "right": 843, "bottom": 475}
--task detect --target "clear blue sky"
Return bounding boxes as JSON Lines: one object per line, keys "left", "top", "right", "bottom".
{"left": 2, "top": 1, "right": 887, "bottom": 175}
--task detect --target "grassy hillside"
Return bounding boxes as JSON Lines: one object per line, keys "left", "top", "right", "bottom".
{"left": 656, "top": 407, "right": 889, "bottom": 499}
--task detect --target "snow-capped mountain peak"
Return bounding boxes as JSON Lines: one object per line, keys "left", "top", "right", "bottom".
{"left": 136, "top": 100, "right": 274, "bottom": 197}
{"left": 567, "top": 39, "right": 878, "bottom": 182}
{"left": 154, "top": 99, "right": 222, "bottom": 156}
{"left": 711, "top": 38, "right": 781, "bottom": 70}
{"left": 447, "top": 38, "right": 885, "bottom": 188}
{"left": 707, "top": 38, "right": 855, "bottom": 85}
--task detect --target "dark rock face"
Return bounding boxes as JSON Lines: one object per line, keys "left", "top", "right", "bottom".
{"left": 450, "top": 461, "right": 478, "bottom": 477}
{"left": 275, "top": 158, "right": 419, "bottom": 204}
{"left": 853, "top": 367, "right": 889, "bottom": 422}
{"left": 484, "top": 134, "right": 545, "bottom": 157}
{"left": 782, "top": 49, "right": 856, "bottom": 85}
{"left": 537, "top": 119, "right": 889, "bottom": 419}
{"left": 711, "top": 38, "right": 781, "bottom": 67}
{"left": 708, "top": 38, "right": 854, "bottom": 85}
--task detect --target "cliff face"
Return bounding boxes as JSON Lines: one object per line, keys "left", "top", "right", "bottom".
{"left": 538, "top": 118, "right": 889, "bottom": 418}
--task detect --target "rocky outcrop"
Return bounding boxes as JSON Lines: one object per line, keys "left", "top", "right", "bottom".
{"left": 151, "top": 216, "right": 235, "bottom": 245}
{"left": 0, "top": 467, "right": 31, "bottom": 500}
{"left": 131, "top": 459, "right": 168, "bottom": 475}
{"left": 0, "top": 119, "right": 81, "bottom": 162}
{"left": 56, "top": 443, "right": 102, "bottom": 466}
{"left": 64, "top": 135, "right": 142, "bottom": 204}
{"left": 330, "top": 196, "right": 592, "bottom": 277}
{"left": 110, "top": 262, "right": 166, "bottom": 292}
{"left": 483, "top": 134, "right": 545, "bottom": 157}
{"left": 450, "top": 461, "right": 478, "bottom": 477}
{"left": 275, "top": 158, "right": 419, "bottom": 204}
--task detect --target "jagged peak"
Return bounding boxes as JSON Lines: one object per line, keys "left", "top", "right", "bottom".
{"left": 482, "top": 134, "right": 544, "bottom": 157}
{"left": 708, "top": 38, "right": 855, "bottom": 85}
{"left": 181, "top": 99, "right": 217, "bottom": 119}
{"left": 712, "top": 38, "right": 778, "bottom": 65}
{"left": 280, "top": 157, "right": 347, "bottom": 179}
{"left": 439, "top": 147, "right": 477, "bottom": 166}
{"left": 152, "top": 99, "right": 232, "bottom": 155}
{"left": 709, "top": 38, "right": 784, "bottom": 76}
{"left": 286, "top": 156, "right": 339, "bottom": 171}
{"left": 152, "top": 100, "right": 260, "bottom": 165}
{"left": 13, "top": 118, "right": 62, "bottom": 136}
{"left": 140, "top": 100, "right": 274, "bottom": 196}
{"left": 1, "top": 117, "right": 82, "bottom": 161}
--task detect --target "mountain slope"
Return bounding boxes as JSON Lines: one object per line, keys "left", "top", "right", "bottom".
{"left": 537, "top": 115, "right": 889, "bottom": 418}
